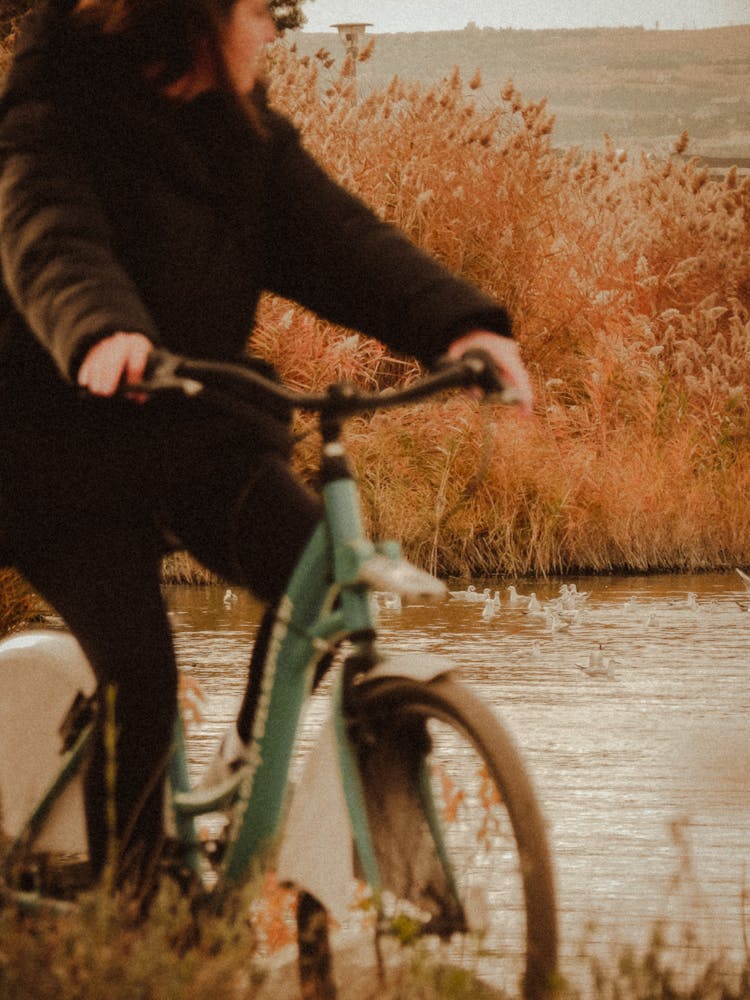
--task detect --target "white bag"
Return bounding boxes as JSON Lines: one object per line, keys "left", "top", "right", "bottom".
{"left": 0, "top": 629, "right": 94, "bottom": 854}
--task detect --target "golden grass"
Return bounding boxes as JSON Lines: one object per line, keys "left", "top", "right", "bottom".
{"left": 161, "top": 551, "right": 218, "bottom": 586}
{"left": 256, "top": 43, "right": 750, "bottom": 577}
{"left": 0, "top": 569, "right": 40, "bottom": 635}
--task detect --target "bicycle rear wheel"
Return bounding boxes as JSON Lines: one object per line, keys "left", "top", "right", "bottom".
{"left": 353, "top": 672, "right": 558, "bottom": 1000}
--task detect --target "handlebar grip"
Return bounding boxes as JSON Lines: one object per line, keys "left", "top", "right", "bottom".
{"left": 143, "top": 347, "right": 183, "bottom": 384}
{"left": 435, "top": 348, "right": 521, "bottom": 404}
{"left": 138, "top": 348, "right": 206, "bottom": 396}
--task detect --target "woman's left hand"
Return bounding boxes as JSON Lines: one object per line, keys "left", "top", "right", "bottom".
{"left": 446, "top": 330, "right": 534, "bottom": 416}
{"left": 77, "top": 331, "right": 153, "bottom": 398}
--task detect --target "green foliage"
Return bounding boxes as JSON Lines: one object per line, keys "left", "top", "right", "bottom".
{"left": 582, "top": 927, "right": 750, "bottom": 1000}
{"left": 3, "top": 880, "right": 746, "bottom": 999}
{"left": 0, "top": 880, "right": 266, "bottom": 999}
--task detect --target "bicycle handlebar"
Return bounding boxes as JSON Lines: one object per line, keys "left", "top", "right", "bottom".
{"left": 137, "top": 347, "right": 519, "bottom": 417}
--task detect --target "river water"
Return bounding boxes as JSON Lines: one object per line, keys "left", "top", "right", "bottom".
{"left": 165, "top": 570, "right": 750, "bottom": 986}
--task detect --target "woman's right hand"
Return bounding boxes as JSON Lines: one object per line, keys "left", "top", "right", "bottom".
{"left": 77, "top": 331, "right": 153, "bottom": 397}
{"left": 446, "top": 330, "right": 534, "bottom": 416}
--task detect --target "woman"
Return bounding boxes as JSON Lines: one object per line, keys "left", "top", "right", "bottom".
{"left": 0, "top": 0, "right": 533, "bottom": 899}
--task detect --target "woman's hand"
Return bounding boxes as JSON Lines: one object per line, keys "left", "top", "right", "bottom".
{"left": 447, "top": 330, "right": 534, "bottom": 416}
{"left": 77, "top": 331, "right": 153, "bottom": 397}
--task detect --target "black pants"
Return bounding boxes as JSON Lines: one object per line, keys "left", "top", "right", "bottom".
{"left": 0, "top": 382, "right": 321, "bottom": 886}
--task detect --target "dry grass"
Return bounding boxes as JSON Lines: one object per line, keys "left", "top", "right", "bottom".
{"left": 256, "top": 44, "right": 750, "bottom": 578}
{"left": 161, "top": 551, "right": 218, "bottom": 586}
{"left": 0, "top": 569, "right": 40, "bottom": 635}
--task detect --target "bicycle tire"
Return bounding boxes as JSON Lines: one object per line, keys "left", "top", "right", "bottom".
{"left": 352, "top": 672, "right": 558, "bottom": 1000}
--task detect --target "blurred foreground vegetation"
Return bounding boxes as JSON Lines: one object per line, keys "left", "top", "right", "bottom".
{"left": 0, "top": 872, "right": 748, "bottom": 998}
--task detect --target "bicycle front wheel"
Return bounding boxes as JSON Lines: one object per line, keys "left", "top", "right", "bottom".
{"left": 354, "top": 672, "right": 558, "bottom": 1000}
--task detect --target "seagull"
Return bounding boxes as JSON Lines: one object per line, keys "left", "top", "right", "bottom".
{"left": 480, "top": 591, "right": 501, "bottom": 621}
{"left": 470, "top": 587, "right": 492, "bottom": 603}
{"left": 558, "top": 590, "right": 578, "bottom": 612}
{"left": 567, "top": 588, "right": 590, "bottom": 609}
{"left": 566, "top": 582, "right": 590, "bottom": 604}
{"left": 545, "top": 608, "right": 571, "bottom": 633}
{"left": 507, "top": 585, "right": 530, "bottom": 608}
{"left": 453, "top": 587, "right": 491, "bottom": 603}
{"left": 526, "top": 593, "right": 544, "bottom": 616}
{"left": 481, "top": 598, "right": 498, "bottom": 622}
{"left": 223, "top": 588, "right": 238, "bottom": 606}
{"left": 449, "top": 585, "right": 478, "bottom": 601}
{"left": 383, "top": 592, "right": 402, "bottom": 611}
{"left": 577, "top": 644, "right": 617, "bottom": 678}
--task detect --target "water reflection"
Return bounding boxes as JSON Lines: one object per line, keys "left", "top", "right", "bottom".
{"left": 165, "top": 571, "right": 750, "bottom": 977}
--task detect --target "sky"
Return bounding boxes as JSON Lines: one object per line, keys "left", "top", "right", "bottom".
{"left": 300, "top": 0, "right": 750, "bottom": 33}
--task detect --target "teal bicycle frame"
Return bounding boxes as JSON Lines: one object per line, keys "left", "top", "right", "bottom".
{"left": 168, "top": 431, "right": 433, "bottom": 899}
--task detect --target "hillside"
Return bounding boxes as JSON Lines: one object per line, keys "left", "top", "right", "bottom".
{"left": 288, "top": 24, "right": 750, "bottom": 158}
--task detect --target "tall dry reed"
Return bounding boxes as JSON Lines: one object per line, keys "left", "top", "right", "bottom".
{"left": 256, "top": 44, "right": 750, "bottom": 577}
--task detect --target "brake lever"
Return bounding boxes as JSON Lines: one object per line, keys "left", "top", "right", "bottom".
{"left": 435, "top": 348, "right": 521, "bottom": 405}
{"left": 131, "top": 349, "right": 204, "bottom": 398}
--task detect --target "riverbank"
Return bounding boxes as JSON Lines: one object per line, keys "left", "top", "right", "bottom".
{"left": 288, "top": 24, "right": 750, "bottom": 159}
{"left": 255, "top": 46, "right": 750, "bottom": 579}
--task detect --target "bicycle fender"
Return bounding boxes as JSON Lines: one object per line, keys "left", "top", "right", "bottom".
{"left": 275, "top": 655, "right": 457, "bottom": 921}
{"left": 276, "top": 716, "right": 356, "bottom": 921}
{"left": 360, "top": 651, "right": 456, "bottom": 684}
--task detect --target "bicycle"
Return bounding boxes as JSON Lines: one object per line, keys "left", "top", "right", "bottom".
{"left": 0, "top": 348, "right": 558, "bottom": 999}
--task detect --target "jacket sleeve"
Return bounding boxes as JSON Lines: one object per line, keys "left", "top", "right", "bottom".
{"left": 262, "top": 111, "right": 512, "bottom": 367}
{"left": 0, "top": 5, "right": 160, "bottom": 381}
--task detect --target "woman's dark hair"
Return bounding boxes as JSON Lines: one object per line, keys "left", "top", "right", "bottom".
{"left": 73, "top": 0, "right": 267, "bottom": 127}
{"left": 74, "top": 0, "right": 235, "bottom": 87}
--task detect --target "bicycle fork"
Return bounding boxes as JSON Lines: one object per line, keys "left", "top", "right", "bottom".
{"left": 275, "top": 420, "right": 463, "bottom": 933}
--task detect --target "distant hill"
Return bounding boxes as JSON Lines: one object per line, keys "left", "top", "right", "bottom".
{"left": 287, "top": 24, "right": 750, "bottom": 158}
